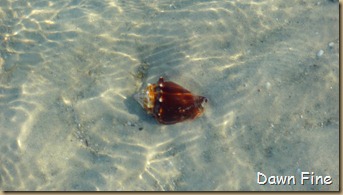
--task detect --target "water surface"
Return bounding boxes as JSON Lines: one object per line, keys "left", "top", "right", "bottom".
{"left": 0, "top": 0, "right": 339, "bottom": 191}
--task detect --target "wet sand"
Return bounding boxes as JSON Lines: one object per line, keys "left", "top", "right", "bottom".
{"left": 0, "top": 0, "right": 339, "bottom": 191}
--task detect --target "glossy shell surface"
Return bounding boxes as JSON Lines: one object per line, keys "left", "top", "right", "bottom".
{"left": 134, "top": 77, "right": 207, "bottom": 124}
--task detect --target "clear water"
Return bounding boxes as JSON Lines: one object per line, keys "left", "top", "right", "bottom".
{"left": 0, "top": 0, "right": 339, "bottom": 191}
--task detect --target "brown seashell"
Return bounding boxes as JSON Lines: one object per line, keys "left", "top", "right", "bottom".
{"left": 134, "top": 77, "right": 207, "bottom": 124}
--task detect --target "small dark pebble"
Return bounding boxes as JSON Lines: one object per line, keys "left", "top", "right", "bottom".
{"left": 311, "top": 64, "right": 319, "bottom": 68}
{"left": 139, "top": 127, "right": 143, "bottom": 131}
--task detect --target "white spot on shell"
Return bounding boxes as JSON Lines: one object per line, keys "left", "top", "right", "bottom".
{"left": 159, "top": 97, "right": 163, "bottom": 102}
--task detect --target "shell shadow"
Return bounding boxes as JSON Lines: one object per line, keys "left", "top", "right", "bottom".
{"left": 128, "top": 39, "right": 191, "bottom": 125}
{"left": 134, "top": 40, "right": 189, "bottom": 83}
{"left": 124, "top": 94, "right": 157, "bottom": 125}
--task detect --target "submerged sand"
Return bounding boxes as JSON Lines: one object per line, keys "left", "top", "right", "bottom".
{"left": 0, "top": 0, "right": 339, "bottom": 191}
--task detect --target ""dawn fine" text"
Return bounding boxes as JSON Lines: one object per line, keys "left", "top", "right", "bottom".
{"left": 257, "top": 172, "right": 332, "bottom": 185}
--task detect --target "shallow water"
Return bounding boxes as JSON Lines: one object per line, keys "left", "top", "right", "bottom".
{"left": 0, "top": 0, "right": 339, "bottom": 191}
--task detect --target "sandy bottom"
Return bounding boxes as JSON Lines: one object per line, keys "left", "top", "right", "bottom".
{"left": 0, "top": 0, "right": 339, "bottom": 191}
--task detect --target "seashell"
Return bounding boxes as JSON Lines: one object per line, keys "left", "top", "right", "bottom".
{"left": 134, "top": 77, "right": 207, "bottom": 124}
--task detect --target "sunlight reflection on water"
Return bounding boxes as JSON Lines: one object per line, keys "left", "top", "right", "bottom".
{"left": 0, "top": 0, "right": 339, "bottom": 191}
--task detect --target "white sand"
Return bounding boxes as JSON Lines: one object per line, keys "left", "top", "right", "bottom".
{"left": 0, "top": 0, "right": 338, "bottom": 191}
